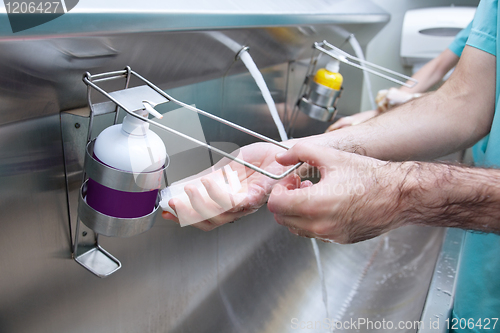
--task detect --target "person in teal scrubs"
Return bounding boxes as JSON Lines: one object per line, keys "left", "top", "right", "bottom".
{"left": 449, "top": 21, "right": 473, "bottom": 57}
{"left": 451, "top": 0, "right": 500, "bottom": 331}
{"left": 163, "top": 1, "right": 499, "bottom": 330}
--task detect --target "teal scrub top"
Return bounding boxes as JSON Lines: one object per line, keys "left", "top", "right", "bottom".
{"left": 449, "top": 21, "right": 473, "bottom": 57}
{"left": 451, "top": 0, "right": 500, "bottom": 332}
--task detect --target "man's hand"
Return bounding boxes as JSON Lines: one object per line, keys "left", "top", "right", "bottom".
{"left": 268, "top": 142, "right": 407, "bottom": 243}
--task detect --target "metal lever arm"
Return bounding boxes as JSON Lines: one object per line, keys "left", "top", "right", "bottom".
{"left": 315, "top": 40, "right": 418, "bottom": 88}
{"left": 83, "top": 69, "right": 302, "bottom": 180}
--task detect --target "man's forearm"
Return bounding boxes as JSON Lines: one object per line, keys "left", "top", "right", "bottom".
{"left": 397, "top": 161, "right": 500, "bottom": 234}
{"left": 321, "top": 46, "right": 495, "bottom": 162}
{"left": 323, "top": 91, "right": 482, "bottom": 160}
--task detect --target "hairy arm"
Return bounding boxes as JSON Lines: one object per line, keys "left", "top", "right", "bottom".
{"left": 399, "top": 162, "right": 500, "bottom": 235}
{"left": 320, "top": 46, "right": 495, "bottom": 161}
{"left": 268, "top": 144, "right": 500, "bottom": 244}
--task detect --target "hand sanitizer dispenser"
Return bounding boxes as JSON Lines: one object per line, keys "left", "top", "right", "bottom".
{"left": 86, "top": 108, "right": 167, "bottom": 219}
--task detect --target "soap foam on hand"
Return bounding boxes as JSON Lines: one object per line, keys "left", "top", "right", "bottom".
{"left": 160, "top": 165, "right": 243, "bottom": 227}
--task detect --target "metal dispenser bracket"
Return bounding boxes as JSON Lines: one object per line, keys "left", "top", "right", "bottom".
{"left": 64, "top": 66, "right": 301, "bottom": 278}
{"left": 294, "top": 40, "right": 418, "bottom": 124}
{"left": 83, "top": 67, "right": 301, "bottom": 180}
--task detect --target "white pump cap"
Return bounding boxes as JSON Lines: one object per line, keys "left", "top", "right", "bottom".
{"left": 122, "top": 102, "right": 164, "bottom": 135}
{"left": 122, "top": 110, "right": 149, "bottom": 136}
{"left": 326, "top": 59, "right": 340, "bottom": 73}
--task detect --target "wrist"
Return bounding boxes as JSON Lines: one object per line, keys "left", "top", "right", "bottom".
{"left": 341, "top": 159, "right": 417, "bottom": 243}
{"left": 361, "top": 160, "right": 441, "bottom": 233}
{"left": 374, "top": 161, "right": 420, "bottom": 230}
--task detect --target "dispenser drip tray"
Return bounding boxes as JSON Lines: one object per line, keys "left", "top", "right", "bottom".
{"left": 75, "top": 246, "right": 121, "bottom": 278}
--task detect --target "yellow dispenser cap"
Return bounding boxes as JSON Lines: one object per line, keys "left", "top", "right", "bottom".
{"left": 313, "top": 60, "right": 343, "bottom": 90}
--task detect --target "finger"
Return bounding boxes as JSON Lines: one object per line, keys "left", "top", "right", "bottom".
{"left": 268, "top": 183, "right": 311, "bottom": 216}
{"left": 300, "top": 180, "right": 313, "bottom": 188}
{"left": 326, "top": 117, "right": 352, "bottom": 132}
{"left": 201, "top": 177, "right": 233, "bottom": 211}
{"left": 277, "top": 173, "right": 301, "bottom": 190}
{"left": 170, "top": 198, "right": 205, "bottom": 226}
{"left": 336, "top": 123, "right": 352, "bottom": 130}
{"left": 191, "top": 207, "right": 257, "bottom": 231}
{"left": 189, "top": 220, "right": 221, "bottom": 232}
{"left": 229, "top": 157, "right": 252, "bottom": 181}
{"left": 185, "top": 184, "right": 249, "bottom": 227}
{"left": 184, "top": 184, "right": 224, "bottom": 221}
{"left": 170, "top": 196, "right": 222, "bottom": 231}
{"left": 162, "top": 185, "right": 249, "bottom": 231}
{"left": 275, "top": 141, "right": 334, "bottom": 169}
{"left": 267, "top": 185, "right": 310, "bottom": 217}
{"left": 184, "top": 210, "right": 250, "bottom": 231}
{"left": 228, "top": 147, "right": 262, "bottom": 180}
{"left": 161, "top": 211, "right": 179, "bottom": 223}
{"left": 212, "top": 149, "right": 252, "bottom": 182}
{"left": 167, "top": 198, "right": 178, "bottom": 216}
{"left": 268, "top": 181, "right": 333, "bottom": 221}
{"left": 229, "top": 182, "right": 267, "bottom": 211}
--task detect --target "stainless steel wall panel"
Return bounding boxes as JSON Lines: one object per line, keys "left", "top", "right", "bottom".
{"left": 0, "top": 23, "right": 384, "bottom": 126}
{"left": 0, "top": 4, "right": 450, "bottom": 332}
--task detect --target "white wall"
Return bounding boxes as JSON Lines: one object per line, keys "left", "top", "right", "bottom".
{"left": 360, "top": 0, "right": 480, "bottom": 112}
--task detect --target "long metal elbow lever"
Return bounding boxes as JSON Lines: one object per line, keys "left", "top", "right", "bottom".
{"left": 314, "top": 40, "right": 418, "bottom": 88}
{"left": 83, "top": 68, "right": 302, "bottom": 180}
{"left": 143, "top": 118, "right": 304, "bottom": 180}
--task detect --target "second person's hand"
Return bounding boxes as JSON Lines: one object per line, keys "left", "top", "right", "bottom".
{"left": 162, "top": 142, "right": 299, "bottom": 231}
{"left": 326, "top": 110, "right": 379, "bottom": 132}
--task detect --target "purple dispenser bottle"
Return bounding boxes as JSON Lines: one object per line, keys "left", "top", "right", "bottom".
{"left": 86, "top": 109, "right": 167, "bottom": 219}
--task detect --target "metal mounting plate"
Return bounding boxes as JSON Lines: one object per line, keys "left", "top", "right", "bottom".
{"left": 108, "top": 85, "right": 169, "bottom": 111}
